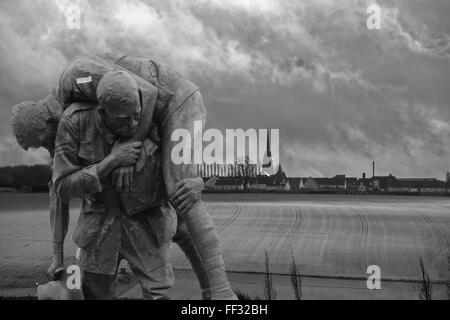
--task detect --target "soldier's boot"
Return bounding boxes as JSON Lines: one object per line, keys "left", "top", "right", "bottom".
{"left": 183, "top": 201, "right": 237, "bottom": 300}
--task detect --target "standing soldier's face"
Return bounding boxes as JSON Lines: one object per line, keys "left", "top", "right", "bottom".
{"left": 96, "top": 70, "right": 143, "bottom": 140}
{"left": 102, "top": 101, "right": 141, "bottom": 139}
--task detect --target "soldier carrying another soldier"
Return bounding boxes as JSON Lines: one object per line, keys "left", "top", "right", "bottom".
{"left": 12, "top": 53, "right": 237, "bottom": 300}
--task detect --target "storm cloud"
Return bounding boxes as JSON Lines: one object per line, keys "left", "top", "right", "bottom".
{"left": 0, "top": 0, "right": 449, "bottom": 178}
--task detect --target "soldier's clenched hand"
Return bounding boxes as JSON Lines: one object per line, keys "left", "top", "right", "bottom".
{"left": 111, "top": 142, "right": 142, "bottom": 167}
{"left": 169, "top": 177, "right": 204, "bottom": 216}
{"left": 112, "top": 166, "right": 135, "bottom": 193}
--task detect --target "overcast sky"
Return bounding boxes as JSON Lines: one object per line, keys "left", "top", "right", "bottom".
{"left": 0, "top": 0, "right": 449, "bottom": 178}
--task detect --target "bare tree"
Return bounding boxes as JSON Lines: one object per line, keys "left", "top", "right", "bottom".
{"left": 234, "top": 156, "right": 257, "bottom": 190}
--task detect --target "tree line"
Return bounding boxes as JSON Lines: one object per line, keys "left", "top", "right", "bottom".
{"left": 0, "top": 165, "right": 51, "bottom": 191}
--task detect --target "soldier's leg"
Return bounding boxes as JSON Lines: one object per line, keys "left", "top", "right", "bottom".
{"left": 161, "top": 91, "right": 236, "bottom": 300}
{"left": 81, "top": 271, "right": 116, "bottom": 300}
{"left": 120, "top": 225, "right": 174, "bottom": 300}
{"left": 173, "top": 217, "right": 212, "bottom": 300}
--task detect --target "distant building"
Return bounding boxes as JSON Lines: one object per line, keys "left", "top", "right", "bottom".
{"left": 210, "top": 177, "right": 244, "bottom": 191}
{"left": 286, "top": 178, "right": 307, "bottom": 192}
{"left": 199, "top": 129, "right": 289, "bottom": 192}
{"left": 248, "top": 164, "right": 289, "bottom": 191}
{"left": 303, "top": 175, "right": 347, "bottom": 190}
{"left": 203, "top": 163, "right": 289, "bottom": 192}
{"left": 388, "top": 178, "right": 447, "bottom": 194}
{"left": 371, "top": 174, "right": 397, "bottom": 192}
{"left": 345, "top": 177, "right": 359, "bottom": 191}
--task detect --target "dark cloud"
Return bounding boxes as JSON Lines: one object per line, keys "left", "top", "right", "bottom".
{"left": 0, "top": 0, "right": 449, "bottom": 179}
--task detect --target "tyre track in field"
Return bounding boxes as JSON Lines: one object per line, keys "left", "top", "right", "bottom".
{"left": 421, "top": 214, "right": 450, "bottom": 253}
{"left": 288, "top": 207, "right": 303, "bottom": 257}
{"left": 287, "top": 207, "right": 301, "bottom": 235}
{"left": 357, "top": 210, "right": 369, "bottom": 272}
{"left": 217, "top": 204, "right": 242, "bottom": 234}
{"left": 294, "top": 207, "right": 303, "bottom": 231}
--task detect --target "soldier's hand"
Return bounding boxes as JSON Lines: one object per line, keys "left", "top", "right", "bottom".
{"left": 111, "top": 142, "right": 142, "bottom": 167}
{"left": 47, "top": 253, "right": 65, "bottom": 281}
{"left": 169, "top": 177, "right": 204, "bottom": 216}
{"left": 112, "top": 166, "right": 135, "bottom": 193}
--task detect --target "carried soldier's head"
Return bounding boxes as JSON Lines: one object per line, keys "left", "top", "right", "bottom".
{"left": 97, "top": 70, "right": 141, "bottom": 139}
{"left": 11, "top": 97, "right": 62, "bottom": 155}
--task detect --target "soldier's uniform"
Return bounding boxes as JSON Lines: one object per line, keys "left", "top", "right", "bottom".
{"left": 53, "top": 101, "right": 177, "bottom": 300}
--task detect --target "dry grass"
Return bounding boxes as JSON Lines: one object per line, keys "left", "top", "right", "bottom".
{"left": 289, "top": 254, "right": 302, "bottom": 300}
{"left": 237, "top": 252, "right": 303, "bottom": 300}
{"left": 418, "top": 258, "right": 432, "bottom": 300}
{"left": 264, "top": 251, "right": 277, "bottom": 300}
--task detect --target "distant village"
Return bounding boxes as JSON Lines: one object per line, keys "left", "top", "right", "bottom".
{"left": 0, "top": 162, "right": 449, "bottom": 196}
{"left": 1, "top": 141, "right": 449, "bottom": 197}
{"left": 196, "top": 133, "right": 450, "bottom": 196}
{"left": 199, "top": 161, "right": 450, "bottom": 196}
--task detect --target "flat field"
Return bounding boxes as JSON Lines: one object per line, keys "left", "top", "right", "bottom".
{"left": 1, "top": 193, "right": 450, "bottom": 299}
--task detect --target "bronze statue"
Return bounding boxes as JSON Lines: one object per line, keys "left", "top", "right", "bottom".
{"left": 11, "top": 53, "right": 236, "bottom": 300}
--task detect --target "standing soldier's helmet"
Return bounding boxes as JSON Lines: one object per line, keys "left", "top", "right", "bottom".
{"left": 11, "top": 96, "right": 63, "bottom": 152}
